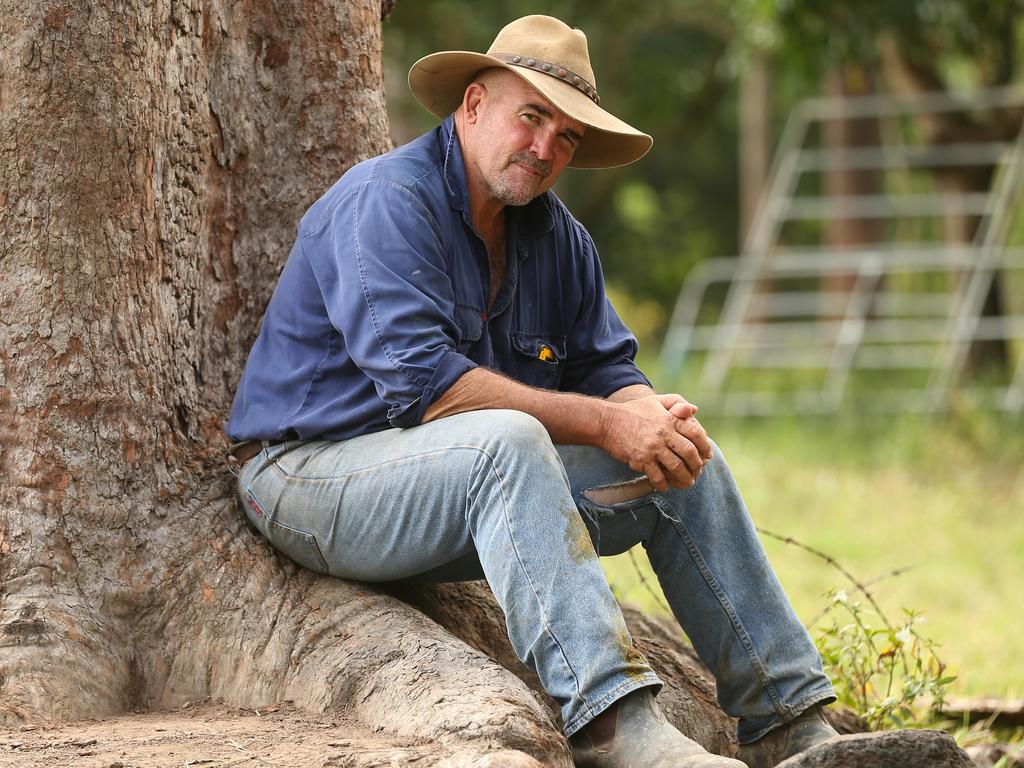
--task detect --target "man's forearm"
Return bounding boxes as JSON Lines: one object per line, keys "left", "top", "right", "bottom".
{"left": 606, "top": 383, "right": 656, "bottom": 403}
{"left": 420, "top": 367, "right": 712, "bottom": 495}
{"left": 422, "top": 367, "right": 612, "bottom": 446}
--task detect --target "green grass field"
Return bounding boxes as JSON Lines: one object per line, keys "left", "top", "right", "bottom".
{"left": 603, "top": 407, "right": 1024, "bottom": 700}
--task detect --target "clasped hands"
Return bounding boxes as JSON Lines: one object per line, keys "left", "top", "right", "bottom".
{"left": 600, "top": 394, "right": 712, "bottom": 493}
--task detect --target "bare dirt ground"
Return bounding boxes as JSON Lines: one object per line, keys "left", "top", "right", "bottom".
{"left": 0, "top": 702, "right": 454, "bottom": 768}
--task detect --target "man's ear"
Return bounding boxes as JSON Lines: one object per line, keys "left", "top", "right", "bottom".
{"left": 463, "top": 81, "right": 486, "bottom": 124}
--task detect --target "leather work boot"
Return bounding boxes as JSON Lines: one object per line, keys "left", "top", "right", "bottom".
{"left": 736, "top": 705, "right": 839, "bottom": 768}
{"left": 570, "top": 688, "right": 748, "bottom": 767}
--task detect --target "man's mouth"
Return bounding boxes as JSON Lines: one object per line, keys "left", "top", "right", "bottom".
{"left": 510, "top": 154, "right": 551, "bottom": 178}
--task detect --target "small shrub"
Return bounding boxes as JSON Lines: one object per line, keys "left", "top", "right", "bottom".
{"left": 815, "top": 588, "right": 956, "bottom": 730}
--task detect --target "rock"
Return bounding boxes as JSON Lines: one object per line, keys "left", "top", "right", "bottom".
{"left": 776, "top": 730, "right": 973, "bottom": 767}
{"left": 823, "top": 706, "right": 867, "bottom": 735}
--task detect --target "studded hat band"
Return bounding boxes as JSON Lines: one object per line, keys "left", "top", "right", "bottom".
{"left": 490, "top": 52, "right": 600, "bottom": 105}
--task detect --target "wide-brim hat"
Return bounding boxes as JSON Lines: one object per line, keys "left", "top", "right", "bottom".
{"left": 408, "top": 15, "right": 653, "bottom": 169}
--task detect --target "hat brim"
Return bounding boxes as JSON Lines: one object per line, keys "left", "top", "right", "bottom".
{"left": 409, "top": 51, "right": 653, "bottom": 169}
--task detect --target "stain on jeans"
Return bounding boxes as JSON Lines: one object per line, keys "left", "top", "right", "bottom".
{"left": 615, "top": 623, "right": 653, "bottom": 682}
{"left": 560, "top": 503, "right": 597, "bottom": 564}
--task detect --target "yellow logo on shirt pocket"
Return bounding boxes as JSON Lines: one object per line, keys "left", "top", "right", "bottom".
{"left": 538, "top": 344, "right": 557, "bottom": 363}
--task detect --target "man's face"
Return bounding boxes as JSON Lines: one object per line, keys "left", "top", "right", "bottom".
{"left": 465, "top": 72, "right": 585, "bottom": 207}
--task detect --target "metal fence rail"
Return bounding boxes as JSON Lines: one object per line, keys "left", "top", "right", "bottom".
{"left": 661, "top": 248, "right": 1024, "bottom": 414}
{"left": 660, "top": 86, "right": 1024, "bottom": 415}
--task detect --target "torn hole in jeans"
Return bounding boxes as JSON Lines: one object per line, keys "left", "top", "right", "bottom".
{"left": 583, "top": 476, "right": 656, "bottom": 506}
{"left": 580, "top": 477, "right": 659, "bottom": 554}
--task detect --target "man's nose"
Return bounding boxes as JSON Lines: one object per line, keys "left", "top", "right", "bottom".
{"left": 530, "top": 130, "right": 556, "bottom": 161}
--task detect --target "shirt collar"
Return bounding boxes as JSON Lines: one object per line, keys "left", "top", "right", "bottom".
{"left": 440, "top": 115, "right": 469, "bottom": 214}
{"left": 440, "top": 115, "right": 555, "bottom": 241}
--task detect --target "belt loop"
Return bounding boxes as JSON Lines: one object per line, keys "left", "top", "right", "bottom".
{"left": 226, "top": 446, "right": 241, "bottom": 478}
{"left": 227, "top": 439, "right": 266, "bottom": 476}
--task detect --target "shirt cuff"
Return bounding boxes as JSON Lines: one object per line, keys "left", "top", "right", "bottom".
{"left": 569, "top": 363, "right": 652, "bottom": 399}
{"left": 386, "top": 349, "right": 479, "bottom": 428}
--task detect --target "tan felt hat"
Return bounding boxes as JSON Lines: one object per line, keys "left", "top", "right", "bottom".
{"left": 408, "top": 15, "right": 653, "bottom": 169}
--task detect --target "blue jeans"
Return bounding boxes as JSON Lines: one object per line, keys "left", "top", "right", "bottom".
{"left": 236, "top": 410, "right": 834, "bottom": 741}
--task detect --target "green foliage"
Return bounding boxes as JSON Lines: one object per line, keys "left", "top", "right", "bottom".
{"left": 815, "top": 590, "right": 955, "bottom": 730}
{"left": 731, "top": 0, "right": 1024, "bottom": 87}
{"left": 605, "top": 284, "right": 666, "bottom": 353}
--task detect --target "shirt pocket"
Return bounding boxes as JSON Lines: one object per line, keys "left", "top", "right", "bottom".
{"left": 454, "top": 305, "right": 484, "bottom": 354}
{"left": 510, "top": 332, "right": 567, "bottom": 389}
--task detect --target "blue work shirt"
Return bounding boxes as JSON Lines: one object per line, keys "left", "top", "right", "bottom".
{"left": 226, "top": 116, "right": 650, "bottom": 442}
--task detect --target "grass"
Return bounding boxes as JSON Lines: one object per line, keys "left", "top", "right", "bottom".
{"left": 602, "top": 405, "right": 1024, "bottom": 700}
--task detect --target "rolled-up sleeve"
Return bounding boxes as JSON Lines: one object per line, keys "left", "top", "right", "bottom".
{"left": 560, "top": 231, "right": 652, "bottom": 397}
{"left": 305, "top": 180, "right": 477, "bottom": 427}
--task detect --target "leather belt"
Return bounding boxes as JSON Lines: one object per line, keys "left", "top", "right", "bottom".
{"left": 230, "top": 440, "right": 266, "bottom": 465}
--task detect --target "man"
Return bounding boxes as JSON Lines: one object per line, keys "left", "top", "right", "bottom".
{"left": 227, "top": 15, "right": 838, "bottom": 768}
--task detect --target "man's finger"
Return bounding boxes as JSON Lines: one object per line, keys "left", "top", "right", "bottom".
{"left": 643, "top": 462, "right": 669, "bottom": 493}
{"left": 656, "top": 447, "right": 698, "bottom": 488}
{"left": 674, "top": 417, "right": 713, "bottom": 461}
{"left": 658, "top": 394, "right": 698, "bottom": 418}
{"left": 664, "top": 431, "right": 705, "bottom": 476}
{"left": 668, "top": 403, "right": 698, "bottom": 421}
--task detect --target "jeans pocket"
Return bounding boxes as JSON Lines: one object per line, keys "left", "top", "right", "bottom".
{"left": 264, "top": 517, "right": 329, "bottom": 574}
{"left": 243, "top": 482, "right": 330, "bottom": 574}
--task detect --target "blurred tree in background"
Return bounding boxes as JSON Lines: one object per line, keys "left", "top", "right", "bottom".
{"left": 382, "top": 2, "right": 1024, "bottom": 351}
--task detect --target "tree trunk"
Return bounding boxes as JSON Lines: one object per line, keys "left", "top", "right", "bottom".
{"left": 739, "top": 52, "right": 772, "bottom": 246}
{"left": 0, "top": 1, "right": 736, "bottom": 763}
{"left": 823, "top": 64, "right": 885, "bottom": 299}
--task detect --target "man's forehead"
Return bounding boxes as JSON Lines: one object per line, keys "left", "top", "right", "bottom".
{"left": 493, "top": 71, "right": 586, "bottom": 134}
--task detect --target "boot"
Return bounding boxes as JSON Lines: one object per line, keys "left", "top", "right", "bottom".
{"left": 736, "top": 705, "right": 838, "bottom": 768}
{"left": 570, "top": 688, "right": 748, "bottom": 767}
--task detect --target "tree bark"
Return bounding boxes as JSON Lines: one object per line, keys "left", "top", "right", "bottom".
{"left": 0, "top": 1, "right": 739, "bottom": 763}
{"left": 739, "top": 52, "right": 772, "bottom": 246}
{"left": 822, "top": 64, "right": 884, "bottom": 299}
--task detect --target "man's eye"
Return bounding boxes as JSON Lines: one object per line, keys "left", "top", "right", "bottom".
{"left": 522, "top": 113, "right": 539, "bottom": 123}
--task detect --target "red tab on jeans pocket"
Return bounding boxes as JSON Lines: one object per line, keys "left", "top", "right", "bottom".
{"left": 245, "top": 489, "right": 265, "bottom": 517}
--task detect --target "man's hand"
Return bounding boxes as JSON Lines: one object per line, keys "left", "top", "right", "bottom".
{"left": 424, "top": 370, "right": 713, "bottom": 492}
{"left": 598, "top": 394, "right": 712, "bottom": 492}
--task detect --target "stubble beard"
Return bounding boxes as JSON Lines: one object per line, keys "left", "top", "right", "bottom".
{"left": 488, "top": 152, "right": 553, "bottom": 207}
